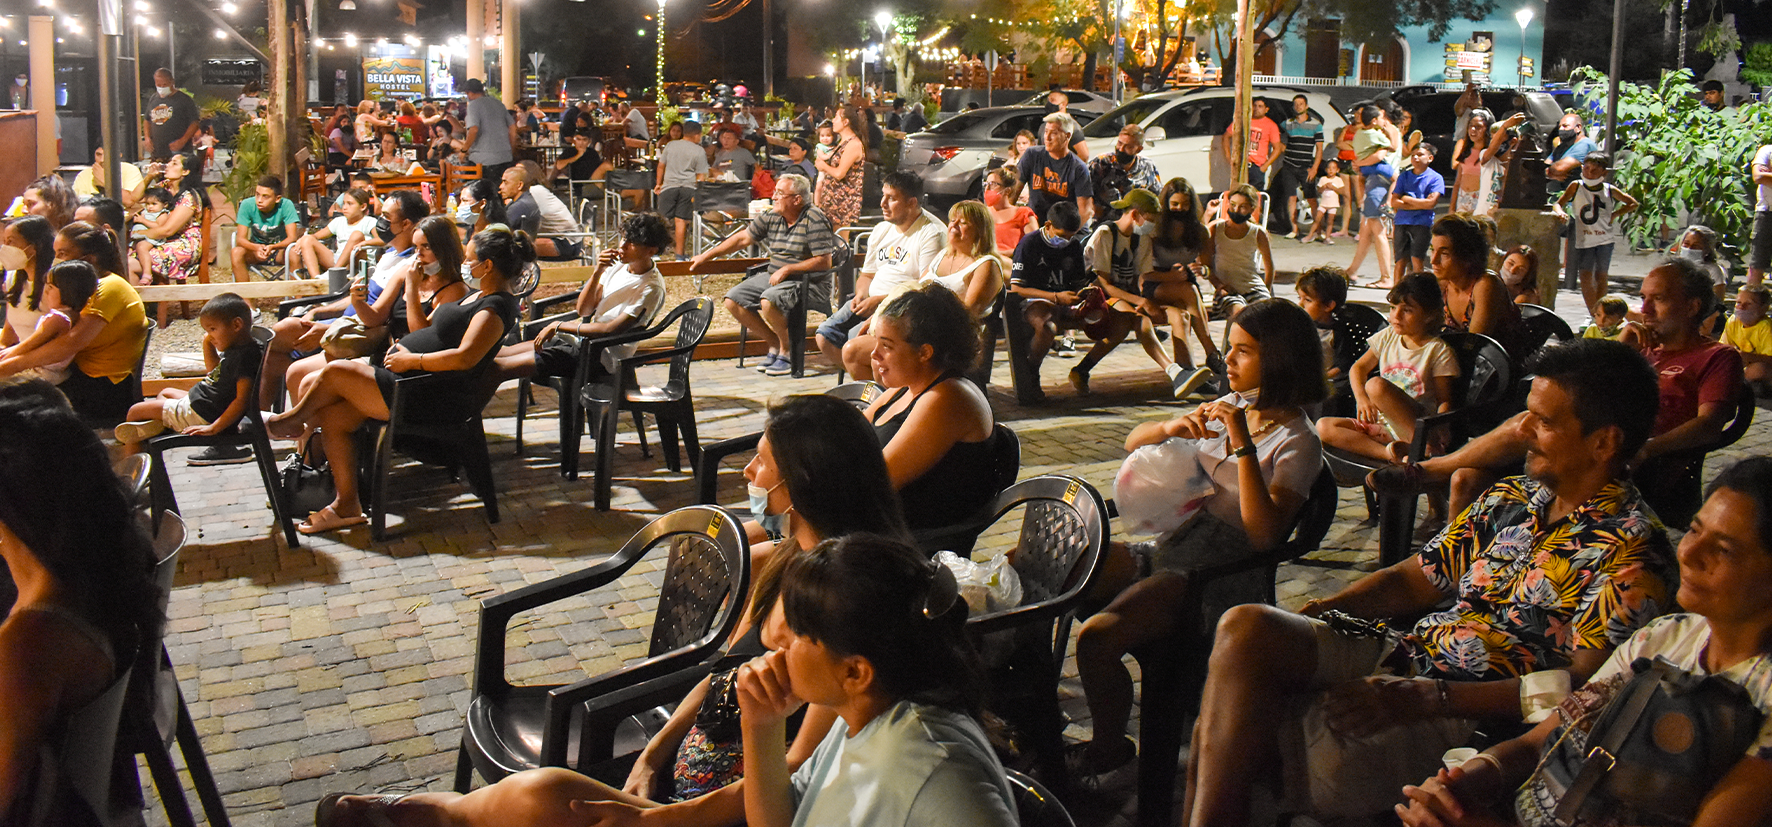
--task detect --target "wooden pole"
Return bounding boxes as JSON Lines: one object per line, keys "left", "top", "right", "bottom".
{"left": 268, "top": 0, "right": 290, "bottom": 180}
{"left": 467, "top": 0, "right": 484, "bottom": 85}
{"left": 1231, "top": 0, "right": 1252, "bottom": 187}
{"left": 29, "top": 15, "right": 54, "bottom": 174}
{"left": 500, "top": 0, "right": 518, "bottom": 101}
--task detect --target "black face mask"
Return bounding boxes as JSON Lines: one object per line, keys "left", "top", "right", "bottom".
{"left": 374, "top": 216, "right": 395, "bottom": 243}
{"left": 1557, "top": 128, "right": 1578, "bottom": 142}
{"left": 1226, "top": 211, "right": 1251, "bottom": 225}
{"left": 1042, "top": 102, "right": 1059, "bottom": 116}
{"left": 1115, "top": 149, "right": 1135, "bottom": 165}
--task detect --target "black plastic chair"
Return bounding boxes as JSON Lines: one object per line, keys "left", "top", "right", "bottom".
{"left": 1515, "top": 302, "right": 1575, "bottom": 363}
{"left": 146, "top": 327, "right": 300, "bottom": 547}
{"left": 734, "top": 235, "right": 850, "bottom": 380}
{"left": 909, "top": 423, "right": 1022, "bottom": 556}
{"left": 1322, "top": 331, "right": 1515, "bottom": 567}
{"left": 358, "top": 358, "right": 508, "bottom": 540}
{"left": 1008, "top": 767, "right": 1077, "bottom": 827}
{"left": 691, "top": 381, "right": 883, "bottom": 505}
{"left": 577, "top": 298, "right": 716, "bottom": 510}
{"left": 1132, "top": 466, "right": 1341, "bottom": 827}
{"left": 966, "top": 474, "right": 1109, "bottom": 798}
{"left": 453, "top": 505, "right": 748, "bottom": 789}
{"left": 1325, "top": 303, "right": 1389, "bottom": 417}
{"left": 1636, "top": 382, "right": 1756, "bottom": 527}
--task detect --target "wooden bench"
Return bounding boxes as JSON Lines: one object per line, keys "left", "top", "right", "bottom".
{"left": 135, "top": 278, "right": 332, "bottom": 304}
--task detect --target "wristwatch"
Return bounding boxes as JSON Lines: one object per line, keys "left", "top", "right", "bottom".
{"left": 1232, "top": 444, "right": 1255, "bottom": 459}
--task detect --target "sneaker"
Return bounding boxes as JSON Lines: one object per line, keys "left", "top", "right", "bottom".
{"left": 1054, "top": 335, "right": 1078, "bottom": 358}
{"left": 113, "top": 420, "right": 166, "bottom": 444}
{"left": 187, "top": 445, "right": 254, "bottom": 466}
{"left": 1172, "top": 366, "right": 1214, "bottom": 399}
{"left": 754, "top": 353, "right": 781, "bottom": 373}
{"left": 1205, "top": 353, "right": 1227, "bottom": 376}
{"left": 763, "top": 355, "right": 794, "bottom": 376}
{"left": 1069, "top": 367, "right": 1091, "bottom": 396}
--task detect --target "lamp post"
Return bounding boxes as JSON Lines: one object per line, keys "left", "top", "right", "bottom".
{"left": 874, "top": 9, "right": 890, "bottom": 97}
{"left": 1514, "top": 7, "right": 1533, "bottom": 89}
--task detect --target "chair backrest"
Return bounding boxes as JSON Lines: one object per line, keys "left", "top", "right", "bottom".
{"left": 827, "top": 380, "right": 883, "bottom": 408}
{"left": 657, "top": 297, "right": 717, "bottom": 390}
{"left": 1341, "top": 302, "right": 1388, "bottom": 349}
{"left": 696, "top": 181, "right": 753, "bottom": 214}
{"left": 127, "top": 319, "right": 158, "bottom": 405}
{"left": 1285, "top": 467, "right": 1339, "bottom": 557}
{"left": 1442, "top": 330, "right": 1513, "bottom": 413}
{"left": 968, "top": 475, "right": 1109, "bottom": 635}
{"left": 646, "top": 507, "right": 750, "bottom": 660}
{"left": 1515, "top": 303, "right": 1574, "bottom": 360}
{"left": 1007, "top": 768, "right": 1076, "bottom": 827}
{"left": 31, "top": 665, "right": 134, "bottom": 826}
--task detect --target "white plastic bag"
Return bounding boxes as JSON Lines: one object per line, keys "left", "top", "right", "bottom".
{"left": 935, "top": 550, "right": 1023, "bottom": 616}
{"left": 1114, "top": 437, "right": 1217, "bottom": 536}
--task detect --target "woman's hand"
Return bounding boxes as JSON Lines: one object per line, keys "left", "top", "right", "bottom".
{"left": 621, "top": 756, "right": 664, "bottom": 800}
{"left": 736, "top": 650, "right": 804, "bottom": 730}
{"left": 383, "top": 343, "right": 421, "bottom": 373}
{"left": 1395, "top": 767, "right": 1511, "bottom": 827}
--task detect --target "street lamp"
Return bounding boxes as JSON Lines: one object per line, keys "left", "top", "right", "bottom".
{"left": 1514, "top": 7, "right": 1533, "bottom": 89}
{"left": 824, "top": 61, "right": 834, "bottom": 104}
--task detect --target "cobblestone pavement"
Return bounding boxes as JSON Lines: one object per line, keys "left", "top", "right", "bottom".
{"left": 139, "top": 284, "right": 1770, "bottom": 827}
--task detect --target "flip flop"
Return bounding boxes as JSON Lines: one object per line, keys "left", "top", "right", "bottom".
{"left": 298, "top": 505, "right": 368, "bottom": 535}
{"left": 315, "top": 792, "right": 404, "bottom": 827}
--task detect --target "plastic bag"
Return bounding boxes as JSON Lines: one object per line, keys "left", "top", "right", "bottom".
{"left": 1114, "top": 437, "right": 1217, "bottom": 536}
{"left": 935, "top": 550, "right": 1023, "bottom": 616}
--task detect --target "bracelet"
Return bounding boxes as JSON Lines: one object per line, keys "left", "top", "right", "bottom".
{"left": 1435, "top": 678, "right": 1454, "bottom": 718}
{"left": 417, "top": 354, "right": 423, "bottom": 370}
{"left": 1232, "top": 444, "right": 1255, "bottom": 458}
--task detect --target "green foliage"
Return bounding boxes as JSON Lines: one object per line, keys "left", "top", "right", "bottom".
{"left": 222, "top": 121, "right": 269, "bottom": 209}
{"left": 1568, "top": 67, "right": 1770, "bottom": 270}
{"left": 1696, "top": 17, "right": 1740, "bottom": 60}
{"left": 1743, "top": 42, "right": 1772, "bottom": 88}
{"left": 656, "top": 105, "right": 683, "bottom": 132}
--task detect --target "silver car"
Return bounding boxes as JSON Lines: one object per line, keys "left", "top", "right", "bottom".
{"left": 1014, "top": 88, "right": 1118, "bottom": 116}
{"left": 899, "top": 106, "right": 1097, "bottom": 204}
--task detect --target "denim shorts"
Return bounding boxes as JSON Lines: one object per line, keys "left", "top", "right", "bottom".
{"left": 1571, "top": 242, "right": 1615, "bottom": 273}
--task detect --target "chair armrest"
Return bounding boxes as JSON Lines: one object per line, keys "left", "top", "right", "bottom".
{"left": 278, "top": 291, "right": 347, "bottom": 318}
{"left": 522, "top": 310, "right": 580, "bottom": 339}
{"left": 470, "top": 555, "right": 653, "bottom": 696}
{"left": 539, "top": 653, "right": 723, "bottom": 766}
{"left": 968, "top": 598, "right": 1074, "bottom": 637}
{"left": 693, "top": 433, "right": 762, "bottom": 504}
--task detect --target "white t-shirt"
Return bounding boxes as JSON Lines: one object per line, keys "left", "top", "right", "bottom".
{"left": 1367, "top": 326, "right": 1459, "bottom": 411}
{"left": 325, "top": 214, "right": 377, "bottom": 246}
{"left": 1755, "top": 145, "right": 1772, "bottom": 213}
{"left": 1190, "top": 392, "right": 1322, "bottom": 528}
{"left": 862, "top": 210, "right": 946, "bottom": 297}
{"left": 528, "top": 185, "right": 579, "bottom": 236}
{"left": 1570, "top": 181, "right": 1624, "bottom": 249}
{"left": 789, "top": 701, "right": 1017, "bottom": 827}
{"left": 587, "top": 262, "right": 667, "bottom": 371}
{"left": 1085, "top": 222, "right": 1155, "bottom": 293}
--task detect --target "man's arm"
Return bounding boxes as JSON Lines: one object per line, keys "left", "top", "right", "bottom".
{"left": 1640, "top": 398, "right": 1733, "bottom": 463}
{"left": 463, "top": 125, "right": 481, "bottom": 154}
{"left": 1299, "top": 555, "right": 1447, "bottom": 621}
{"left": 1754, "top": 155, "right": 1772, "bottom": 186}
{"left": 688, "top": 228, "right": 756, "bottom": 268}
{"left": 271, "top": 222, "right": 303, "bottom": 253}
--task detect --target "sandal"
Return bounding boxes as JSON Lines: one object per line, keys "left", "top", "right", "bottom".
{"left": 299, "top": 505, "right": 368, "bottom": 535}
{"left": 315, "top": 792, "right": 405, "bottom": 827}
{"left": 264, "top": 412, "right": 305, "bottom": 440}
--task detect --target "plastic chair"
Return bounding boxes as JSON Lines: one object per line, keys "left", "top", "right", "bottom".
{"left": 356, "top": 360, "right": 506, "bottom": 540}
{"left": 21, "top": 660, "right": 133, "bottom": 826}
{"left": 577, "top": 298, "right": 716, "bottom": 510}
{"left": 691, "top": 381, "right": 882, "bottom": 505}
{"left": 1636, "top": 382, "right": 1756, "bottom": 527}
{"left": 1515, "top": 303, "right": 1575, "bottom": 365}
{"left": 453, "top": 505, "right": 748, "bottom": 789}
{"left": 114, "top": 453, "right": 152, "bottom": 511}
{"left": 1008, "top": 768, "right": 1077, "bottom": 827}
{"left": 1325, "top": 303, "right": 1389, "bottom": 417}
{"left": 966, "top": 474, "right": 1109, "bottom": 797}
{"left": 146, "top": 327, "right": 300, "bottom": 547}
{"left": 1131, "top": 466, "right": 1341, "bottom": 827}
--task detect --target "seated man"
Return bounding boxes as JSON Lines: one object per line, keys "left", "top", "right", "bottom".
{"left": 495, "top": 211, "right": 670, "bottom": 384}
{"left": 502, "top": 163, "right": 583, "bottom": 262}
{"left": 1384, "top": 258, "right": 1744, "bottom": 524}
{"left": 1007, "top": 200, "right": 1112, "bottom": 402}
{"left": 695, "top": 173, "right": 839, "bottom": 377}
{"left": 1184, "top": 338, "right": 1675, "bottom": 826}
{"left": 231, "top": 174, "right": 303, "bottom": 281}
{"left": 824, "top": 171, "right": 946, "bottom": 374}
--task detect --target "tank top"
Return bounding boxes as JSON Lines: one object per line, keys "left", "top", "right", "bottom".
{"left": 919, "top": 254, "right": 994, "bottom": 298}
{"left": 1570, "top": 181, "right": 1620, "bottom": 249}
{"left": 868, "top": 374, "right": 999, "bottom": 531}
{"left": 1211, "top": 224, "right": 1263, "bottom": 293}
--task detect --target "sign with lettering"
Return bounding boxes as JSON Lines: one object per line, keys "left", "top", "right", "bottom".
{"left": 202, "top": 59, "right": 262, "bottom": 87}
{"left": 362, "top": 56, "right": 425, "bottom": 100}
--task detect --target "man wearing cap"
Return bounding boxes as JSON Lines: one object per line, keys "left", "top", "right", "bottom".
{"left": 462, "top": 78, "right": 516, "bottom": 183}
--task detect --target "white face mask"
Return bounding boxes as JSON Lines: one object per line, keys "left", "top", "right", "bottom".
{"left": 156, "top": 85, "right": 174, "bottom": 97}
{"left": 1500, "top": 264, "right": 1525, "bottom": 285}
{"left": 0, "top": 245, "right": 25, "bottom": 272}
{"left": 1678, "top": 247, "right": 1704, "bottom": 262}
{"left": 422, "top": 260, "right": 442, "bottom": 276}
{"left": 1738, "top": 304, "right": 1766, "bottom": 326}
{"left": 1581, "top": 175, "right": 1604, "bottom": 187}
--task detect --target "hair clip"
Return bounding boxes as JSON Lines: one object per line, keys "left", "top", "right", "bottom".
{"left": 921, "top": 560, "right": 960, "bottom": 620}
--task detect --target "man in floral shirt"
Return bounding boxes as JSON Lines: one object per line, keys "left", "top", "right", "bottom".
{"left": 1178, "top": 339, "right": 1675, "bottom": 825}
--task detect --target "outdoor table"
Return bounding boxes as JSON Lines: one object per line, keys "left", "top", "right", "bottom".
{"left": 368, "top": 171, "right": 447, "bottom": 212}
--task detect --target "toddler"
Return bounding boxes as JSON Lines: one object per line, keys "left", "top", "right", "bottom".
{"left": 114, "top": 293, "right": 262, "bottom": 453}
{"left": 1301, "top": 158, "right": 1344, "bottom": 244}
{"left": 0, "top": 260, "right": 97, "bottom": 385}
{"left": 1581, "top": 293, "right": 1646, "bottom": 350}
{"left": 1317, "top": 272, "right": 1459, "bottom": 463}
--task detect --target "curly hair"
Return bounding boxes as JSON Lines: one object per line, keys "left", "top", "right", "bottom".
{"left": 619, "top": 211, "right": 674, "bottom": 252}
{"left": 876, "top": 281, "right": 979, "bottom": 376}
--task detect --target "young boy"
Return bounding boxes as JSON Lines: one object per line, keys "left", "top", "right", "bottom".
{"left": 1553, "top": 152, "right": 1639, "bottom": 317}
{"left": 1009, "top": 200, "right": 1093, "bottom": 402}
{"left": 1294, "top": 264, "right": 1373, "bottom": 415}
{"left": 1083, "top": 188, "right": 1212, "bottom": 398}
{"left": 1389, "top": 143, "right": 1445, "bottom": 282}
{"left": 1722, "top": 283, "right": 1772, "bottom": 395}
{"left": 114, "top": 293, "right": 261, "bottom": 456}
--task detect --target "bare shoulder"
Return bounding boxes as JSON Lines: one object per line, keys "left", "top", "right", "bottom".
{"left": 921, "top": 378, "right": 994, "bottom": 436}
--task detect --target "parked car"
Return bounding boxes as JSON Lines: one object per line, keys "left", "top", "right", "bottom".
{"left": 1078, "top": 86, "right": 1349, "bottom": 195}
{"left": 559, "top": 76, "right": 611, "bottom": 107}
{"left": 1013, "top": 88, "right": 1119, "bottom": 116}
{"left": 899, "top": 105, "right": 1099, "bottom": 204}
{"left": 1387, "top": 87, "right": 1564, "bottom": 178}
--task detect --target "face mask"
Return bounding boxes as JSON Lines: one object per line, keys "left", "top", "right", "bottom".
{"left": 746, "top": 481, "right": 786, "bottom": 539}
{"left": 0, "top": 245, "right": 24, "bottom": 271}
{"left": 374, "top": 216, "right": 395, "bottom": 243}
{"left": 1581, "top": 176, "right": 1604, "bottom": 187}
{"left": 1233, "top": 387, "right": 1260, "bottom": 409}
{"left": 462, "top": 261, "right": 479, "bottom": 287}
{"left": 1557, "top": 128, "right": 1577, "bottom": 142}
{"left": 1114, "top": 149, "right": 1135, "bottom": 165}
{"left": 1041, "top": 229, "right": 1071, "bottom": 249}
{"left": 1133, "top": 220, "right": 1155, "bottom": 236}
{"left": 455, "top": 204, "right": 477, "bottom": 225}
{"left": 156, "top": 85, "right": 173, "bottom": 97}
{"left": 1500, "top": 264, "right": 1524, "bottom": 285}
{"left": 1042, "top": 102, "right": 1059, "bottom": 115}
{"left": 1226, "top": 211, "right": 1251, "bottom": 225}
{"left": 983, "top": 189, "right": 1004, "bottom": 208}
{"left": 1738, "top": 305, "right": 1766, "bottom": 326}
{"left": 1678, "top": 246, "right": 1704, "bottom": 262}
{"left": 422, "top": 260, "right": 441, "bottom": 276}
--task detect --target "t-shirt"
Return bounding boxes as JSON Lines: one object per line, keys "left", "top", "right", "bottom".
{"left": 625, "top": 108, "right": 650, "bottom": 140}
{"left": 505, "top": 191, "right": 542, "bottom": 237}
{"left": 1367, "top": 327, "right": 1458, "bottom": 410}
{"left": 1280, "top": 117, "right": 1324, "bottom": 169}
{"left": 1009, "top": 230, "right": 1088, "bottom": 294}
{"left": 325, "top": 214, "right": 377, "bottom": 246}
{"left": 586, "top": 262, "right": 667, "bottom": 372}
{"left": 747, "top": 206, "right": 840, "bottom": 278}
{"left": 527, "top": 185, "right": 579, "bottom": 236}
{"left": 236, "top": 198, "right": 301, "bottom": 245}
{"left": 559, "top": 144, "right": 603, "bottom": 183}
{"left": 1570, "top": 181, "right": 1624, "bottom": 249}
{"left": 789, "top": 701, "right": 1017, "bottom": 827}
{"left": 1016, "top": 149, "right": 1092, "bottom": 224}
{"left": 1190, "top": 393, "right": 1323, "bottom": 528}
{"left": 1648, "top": 340, "right": 1743, "bottom": 436}
{"left": 862, "top": 211, "right": 947, "bottom": 298}
{"left": 658, "top": 138, "right": 709, "bottom": 190}
{"left": 1227, "top": 115, "right": 1283, "bottom": 167}
{"left": 1514, "top": 613, "right": 1772, "bottom": 827}
{"left": 73, "top": 275, "right": 149, "bottom": 383}
{"left": 1084, "top": 222, "right": 1153, "bottom": 294}
{"left": 236, "top": 94, "right": 262, "bottom": 116}
{"left": 992, "top": 205, "right": 1036, "bottom": 256}
{"left": 1410, "top": 476, "right": 1674, "bottom": 680}
{"left": 72, "top": 163, "right": 144, "bottom": 201}
{"left": 184, "top": 337, "right": 263, "bottom": 422}
{"left": 900, "top": 107, "right": 928, "bottom": 135}
{"left": 1754, "top": 145, "right": 1772, "bottom": 212}
{"left": 464, "top": 94, "right": 514, "bottom": 165}
{"left": 1722, "top": 315, "right": 1772, "bottom": 356}
{"left": 1353, "top": 127, "right": 1391, "bottom": 161}
{"left": 1392, "top": 168, "right": 1445, "bottom": 227}
{"left": 713, "top": 146, "right": 756, "bottom": 182}
{"left": 1549, "top": 135, "right": 1598, "bottom": 166}
{"left": 144, "top": 90, "right": 200, "bottom": 158}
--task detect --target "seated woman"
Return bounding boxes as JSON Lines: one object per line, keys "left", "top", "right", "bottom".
{"left": 862, "top": 283, "right": 1000, "bottom": 534}
{"left": 2, "top": 216, "right": 57, "bottom": 351}
{"left": 1395, "top": 457, "right": 1772, "bottom": 827}
{"left": 1499, "top": 244, "right": 1541, "bottom": 306}
{"left": 314, "top": 394, "right": 911, "bottom": 827}
{"left": 1431, "top": 213, "right": 1526, "bottom": 362}
{"left": 1071, "top": 298, "right": 1327, "bottom": 775}
{"left": 842, "top": 200, "right": 1003, "bottom": 381}
{"left": 0, "top": 379, "right": 162, "bottom": 825}
{"left": 369, "top": 132, "right": 407, "bottom": 175}
{"left": 0, "top": 222, "right": 148, "bottom": 422}
{"left": 134, "top": 152, "right": 208, "bottom": 326}
{"left": 455, "top": 178, "right": 509, "bottom": 237}
{"left": 264, "top": 225, "right": 527, "bottom": 534}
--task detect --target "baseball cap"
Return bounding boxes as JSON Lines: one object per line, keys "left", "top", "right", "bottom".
{"left": 1110, "top": 188, "right": 1159, "bottom": 214}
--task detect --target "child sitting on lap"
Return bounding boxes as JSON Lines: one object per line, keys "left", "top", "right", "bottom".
{"left": 0, "top": 260, "right": 97, "bottom": 385}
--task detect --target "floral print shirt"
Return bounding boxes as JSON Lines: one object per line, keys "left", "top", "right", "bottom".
{"left": 1405, "top": 476, "right": 1674, "bottom": 681}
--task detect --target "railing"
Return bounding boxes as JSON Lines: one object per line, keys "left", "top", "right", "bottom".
{"left": 1251, "top": 75, "right": 1476, "bottom": 91}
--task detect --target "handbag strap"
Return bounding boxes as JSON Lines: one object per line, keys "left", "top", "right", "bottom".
{"left": 1554, "top": 659, "right": 1669, "bottom": 823}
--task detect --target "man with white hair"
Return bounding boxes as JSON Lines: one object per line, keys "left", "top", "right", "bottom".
{"left": 1012, "top": 111, "right": 1094, "bottom": 226}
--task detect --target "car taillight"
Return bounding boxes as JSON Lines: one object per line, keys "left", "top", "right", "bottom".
{"left": 931, "top": 146, "right": 961, "bottom": 162}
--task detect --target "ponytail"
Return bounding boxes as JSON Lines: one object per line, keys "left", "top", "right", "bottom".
{"left": 57, "top": 221, "right": 127, "bottom": 279}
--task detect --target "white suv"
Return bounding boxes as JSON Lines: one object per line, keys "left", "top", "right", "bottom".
{"left": 1080, "top": 86, "right": 1349, "bottom": 194}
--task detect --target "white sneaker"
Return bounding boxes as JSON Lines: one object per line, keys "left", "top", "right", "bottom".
{"left": 113, "top": 420, "right": 167, "bottom": 444}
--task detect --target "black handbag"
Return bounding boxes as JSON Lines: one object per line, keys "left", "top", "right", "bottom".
{"left": 279, "top": 433, "right": 334, "bottom": 517}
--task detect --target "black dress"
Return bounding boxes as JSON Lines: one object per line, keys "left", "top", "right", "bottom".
{"left": 373, "top": 290, "right": 517, "bottom": 423}
{"left": 869, "top": 373, "right": 1000, "bottom": 531}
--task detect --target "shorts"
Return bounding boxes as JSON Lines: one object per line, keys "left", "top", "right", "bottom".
{"left": 1394, "top": 224, "right": 1431, "bottom": 262}
{"left": 659, "top": 186, "right": 696, "bottom": 221}
{"left": 540, "top": 236, "right": 583, "bottom": 262}
{"left": 160, "top": 395, "right": 213, "bottom": 431}
{"left": 1214, "top": 284, "right": 1271, "bottom": 316}
{"left": 1273, "top": 165, "right": 1319, "bottom": 200}
{"left": 1275, "top": 616, "right": 1478, "bottom": 818}
{"left": 534, "top": 337, "right": 612, "bottom": 384}
{"left": 1245, "top": 163, "right": 1267, "bottom": 192}
{"left": 814, "top": 301, "right": 870, "bottom": 347}
{"left": 1753, "top": 212, "right": 1772, "bottom": 271}
{"left": 725, "top": 268, "right": 829, "bottom": 316}
{"left": 1361, "top": 177, "right": 1390, "bottom": 219}
{"left": 1570, "top": 242, "right": 1615, "bottom": 273}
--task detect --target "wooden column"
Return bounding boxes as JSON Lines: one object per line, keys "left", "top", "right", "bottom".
{"left": 29, "top": 15, "right": 54, "bottom": 174}
{"left": 268, "top": 0, "right": 290, "bottom": 179}
{"left": 466, "top": 0, "right": 484, "bottom": 83}
{"left": 1231, "top": 0, "right": 1252, "bottom": 188}
{"left": 499, "top": 0, "right": 518, "bottom": 100}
